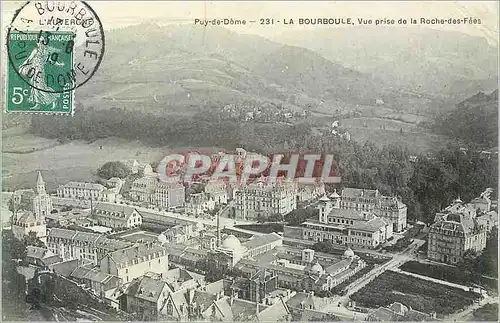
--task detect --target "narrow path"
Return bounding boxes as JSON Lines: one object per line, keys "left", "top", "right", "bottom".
{"left": 392, "top": 268, "right": 484, "bottom": 294}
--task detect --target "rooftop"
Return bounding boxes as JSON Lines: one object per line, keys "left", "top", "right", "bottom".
{"left": 71, "top": 266, "right": 118, "bottom": 285}
{"left": 242, "top": 232, "right": 282, "bottom": 250}
{"left": 304, "top": 216, "right": 388, "bottom": 232}
{"left": 342, "top": 188, "right": 379, "bottom": 198}
{"left": 59, "top": 182, "right": 105, "bottom": 191}
{"left": 93, "top": 202, "right": 140, "bottom": 220}
{"left": 107, "top": 243, "right": 167, "bottom": 265}
{"left": 125, "top": 276, "right": 168, "bottom": 303}
{"left": 326, "top": 208, "right": 376, "bottom": 220}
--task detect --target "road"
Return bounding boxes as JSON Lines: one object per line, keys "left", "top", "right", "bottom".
{"left": 446, "top": 295, "right": 498, "bottom": 321}
{"left": 323, "top": 239, "right": 425, "bottom": 318}
{"left": 390, "top": 267, "right": 487, "bottom": 294}
{"left": 122, "top": 200, "right": 254, "bottom": 229}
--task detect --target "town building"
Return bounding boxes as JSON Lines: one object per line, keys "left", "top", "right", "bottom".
{"left": 167, "top": 233, "right": 283, "bottom": 270}
{"left": 129, "top": 175, "right": 185, "bottom": 209}
{"left": 156, "top": 182, "right": 186, "bottom": 210}
{"left": 428, "top": 197, "right": 489, "bottom": 264}
{"left": 286, "top": 292, "right": 338, "bottom": 321}
{"left": 129, "top": 176, "right": 158, "bottom": 204}
{"left": 162, "top": 280, "right": 291, "bottom": 322}
{"left": 214, "top": 233, "right": 283, "bottom": 268}
{"left": 477, "top": 210, "right": 498, "bottom": 232}
{"left": 92, "top": 202, "right": 143, "bottom": 229}
{"left": 366, "top": 302, "right": 436, "bottom": 321}
{"left": 204, "top": 180, "right": 228, "bottom": 205}
{"left": 26, "top": 246, "right": 63, "bottom": 267}
{"left": 70, "top": 265, "right": 121, "bottom": 299}
{"left": 56, "top": 182, "right": 106, "bottom": 201}
{"left": 120, "top": 269, "right": 205, "bottom": 320}
{"left": 297, "top": 182, "right": 326, "bottom": 203}
{"left": 234, "top": 178, "right": 297, "bottom": 221}
{"left": 11, "top": 172, "right": 52, "bottom": 243}
{"left": 123, "top": 160, "right": 153, "bottom": 176}
{"left": 340, "top": 188, "right": 407, "bottom": 232}
{"left": 291, "top": 195, "right": 393, "bottom": 249}
{"left": 229, "top": 269, "right": 279, "bottom": 303}
{"left": 106, "top": 177, "right": 124, "bottom": 189}
{"left": 32, "top": 171, "right": 53, "bottom": 218}
{"left": 185, "top": 192, "right": 215, "bottom": 216}
{"left": 99, "top": 242, "right": 169, "bottom": 283}
{"left": 46, "top": 228, "right": 133, "bottom": 265}
{"left": 12, "top": 210, "right": 48, "bottom": 244}
{"left": 158, "top": 224, "right": 197, "bottom": 245}
{"left": 235, "top": 246, "right": 366, "bottom": 294}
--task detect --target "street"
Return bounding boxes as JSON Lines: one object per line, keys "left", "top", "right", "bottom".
{"left": 322, "top": 239, "right": 426, "bottom": 318}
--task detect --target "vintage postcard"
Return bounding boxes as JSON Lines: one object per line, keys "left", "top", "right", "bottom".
{"left": 1, "top": 1, "right": 498, "bottom": 322}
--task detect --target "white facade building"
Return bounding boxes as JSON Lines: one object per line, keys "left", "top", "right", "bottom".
{"left": 235, "top": 178, "right": 297, "bottom": 221}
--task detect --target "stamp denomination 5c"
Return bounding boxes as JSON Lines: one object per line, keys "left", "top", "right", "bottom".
{"left": 5, "top": 0, "right": 105, "bottom": 115}
{"left": 7, "top": 31, "right": 74, "bottom": 113}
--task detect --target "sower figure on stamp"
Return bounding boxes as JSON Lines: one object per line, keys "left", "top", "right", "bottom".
{"left": 18, "top": 35, "right": 64, "bottom": 110}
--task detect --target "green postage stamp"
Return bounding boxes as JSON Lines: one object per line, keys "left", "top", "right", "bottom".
{"left": 6, "top": 31, "right": 75, "bottom": 114}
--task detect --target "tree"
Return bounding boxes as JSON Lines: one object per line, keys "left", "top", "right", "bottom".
{"left": 478, "top": 227, "right": 498, "bottom": 278}
{"left": 312, "top": 241, "right": 338, "bottom": 254}
{"left": 2, "top": 230, "right": 28, "bottom": 316}
{"left": 8, "top": 195, "right": 31, "bottom": 213}
{"left": 285, "top": 207, "right": 318, "bottom": 226}
{"left": 23, "top": 231, "right": 46, "bottom": 248}
{"left": 268, "top": 213, "right": 284, "bottom": 222}
{"left": 97, "top": 161, "right": 131, "bottom": 179}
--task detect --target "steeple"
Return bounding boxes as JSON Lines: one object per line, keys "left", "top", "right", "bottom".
{"left": 36, "top": 171, "right": 46, "bottom": 194}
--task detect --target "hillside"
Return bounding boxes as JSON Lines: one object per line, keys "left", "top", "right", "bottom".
{"left": 434, "top": 89, "right": 498, "bottom": 148}
{"left": 252, "top": 45, "right": 382, "bottom": 104}
{"left": 75, "top": 24, "right": 422, "bottom": 116}
{"left": 275, "top": 27, "right": 498, "bottom": 102}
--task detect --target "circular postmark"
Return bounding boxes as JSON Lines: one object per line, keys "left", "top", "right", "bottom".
{"left": 7, "top": 1, "right": 105, "bottom": 93}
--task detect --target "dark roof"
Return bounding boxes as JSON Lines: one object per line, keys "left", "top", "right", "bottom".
{"left": 26, "top": 246, "right": 48, "bottom": 259}
{"left": 193, "top": 290, "right": 218, "bottom": 312}
{"left": 15, "top": 211, "right": 37, "bottom": 224}
{"left": 342, "top": 188, "right": 379, "bottom": 198}
{"left": 368, "top": 307, "right": 402, "bottom": 321}
{"left": 70, "top": 266, "right": 118, "bottom": 285}
{"left": 48, "top": 228, "right": 77, "bottom": 240}
{"left": 231, "top": 277, "right": 249, "bottom": 290}
{"left": 125, "top": 276, "right": 169, "bottom": 303}
{"left": 326, "top": 208, "right": 372, "bottom": 220}
{"left": 242, "top": 232, "right": 281, "bottom": 250}
{"left": 325, "top": 258, "right": 352, "bottom": 275}
{"left": 405, "top": 309, "right": 434, "bottom": 321}
{"left": 93, "top": 202, "right": 140, "bottom": 220}
{"left": 106, "top": 244, "right": 167, "bottom": 265}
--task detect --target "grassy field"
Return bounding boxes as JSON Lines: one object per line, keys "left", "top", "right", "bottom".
{"left": 2, "top": 128, "right": 222, "bottom": 192}
{"left": 345, "top": 124, "right": 450, "bottom": 153}
{"left": 350, "top": 271, "right": 480, "bottom": 316}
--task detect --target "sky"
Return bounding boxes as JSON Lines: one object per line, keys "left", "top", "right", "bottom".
{"left": 2, "top": 1, "right": 499, "bottom": 46}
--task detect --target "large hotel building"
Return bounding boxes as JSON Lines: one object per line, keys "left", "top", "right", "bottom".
{"left": 340, "top": 188, "right": 407, "bottom": 232}
{"left": 234, "top": 178, "right": 297, "bottom": 221}
{"left": 427, "top": 190, "right": 496, "bottom": 264}
{"left": 293, "top": 193, "right": 394, "bottom": 249}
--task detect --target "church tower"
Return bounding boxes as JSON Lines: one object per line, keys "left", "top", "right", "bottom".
{"left": 32, "top": 171, "right": 53, "bottom": 218}
{"left": 318, "top": 195, "right": 332, "bottom": 224}
{"left": 36, "top": 171, "right": 46, "bottom": 195}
